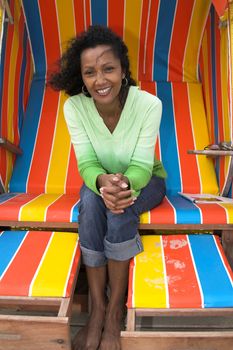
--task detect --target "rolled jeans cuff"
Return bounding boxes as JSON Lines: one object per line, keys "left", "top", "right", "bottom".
{"left": 80, "top": 244, "right": 107, "bottom": 267}
{"left": 104, "top": 232, "right": 143, "bottom": 261}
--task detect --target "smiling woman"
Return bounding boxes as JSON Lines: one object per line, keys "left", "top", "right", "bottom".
{"left": 48, "top": 25, "right": 166, "bottom": 350}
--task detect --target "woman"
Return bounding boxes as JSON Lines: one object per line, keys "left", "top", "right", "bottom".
{"left": 49, "top": 25, "right": 166, "bottom": 350}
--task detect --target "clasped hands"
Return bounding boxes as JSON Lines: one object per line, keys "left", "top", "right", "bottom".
{"left": 97, "top": 173, "right": 137, "bottom": 214}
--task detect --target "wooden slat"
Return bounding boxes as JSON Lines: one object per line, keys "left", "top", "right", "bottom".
{"left": 121, "top": 331, "right": 233, "bottom": 350}
{"left": 0, "top": 315, "right": 71, "bottom": 350}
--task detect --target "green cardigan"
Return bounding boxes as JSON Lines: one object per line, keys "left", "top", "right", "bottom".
{"left": 64, "top": 86, "right": 166, "bottom": 195}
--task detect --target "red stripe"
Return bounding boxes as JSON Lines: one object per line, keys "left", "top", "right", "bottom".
{"left": 85, "top": 0, "right": 91, "bottom": 27}
{"left": 126, "top": 258, "right": 135, "bottom": 308}
{"left": 0, "top": 231, "right": 52, "bottom": 296}
{"left": 45, "top": 194, "right": 80, "bottom": 222}
{"left": 138, "top": 0, "right": 150, "bottom": 80}
{"left": 74, "top": 0, "right": 85, "bottom": 34}
{"left": 172, "top": 84, "right": 200, "bottom": 193}
{"left": 163, "top": 235, "right": 202, "bottom": 308}
{"left": 150, "top": 197, "right": 176, "bottom": 224}
{"left": 196, "top": 203, "right": 227, "bottom": 224}
{"left": 168, "top": 0, "right": 195, "bottom": 81}
{"left": 26, "top": 89, "right": 59, "bottom": 193}
{"left": 0, "top": 194, "right": 39, "bottom": 220}
{"left": 65, "top": 147, "right": 83, "bottom": 194}
{"left": 108, "top": 0, "right": 124, "bottom": 38}
{"left": 65, "top": 242, "right": 81, "bottom": 297}
{"left": 139, "top": 0, "right": 159, "bottom": 80}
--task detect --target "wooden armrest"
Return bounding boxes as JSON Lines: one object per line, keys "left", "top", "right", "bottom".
{"left": 0, "top": 138, "right": 22, "bottom": 155}
{"left": 188, "top": 150, "right": 233, "bottom": 156}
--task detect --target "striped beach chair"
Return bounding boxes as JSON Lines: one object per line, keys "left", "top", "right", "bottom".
{"left": 0, "top": 0, "right": 233, "bottom": 349}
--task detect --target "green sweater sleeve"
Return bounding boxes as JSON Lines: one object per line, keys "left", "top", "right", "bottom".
{"left": 63, "top": 99, "right": 106, "bottom": 194}
{"left": 124, "top": 99, "right": 162, "bottom": 195}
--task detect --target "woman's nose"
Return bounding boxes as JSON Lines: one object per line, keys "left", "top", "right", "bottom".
{"left": 96, "top": 71, "right": 106, "bottom": 84}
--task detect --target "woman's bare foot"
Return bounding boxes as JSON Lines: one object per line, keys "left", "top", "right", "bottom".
{"left": 98, "top": 305, "right": 125, "bottom": 350}
{"left": 72, "top": 305, "right": 106, "bottom": 350}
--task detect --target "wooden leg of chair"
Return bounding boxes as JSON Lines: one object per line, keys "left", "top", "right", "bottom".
{"left": 222, "top": 230, "right": 233, "bottom": 270}
{"left": 126, "top": 309, "right": 136, "bottom": 331}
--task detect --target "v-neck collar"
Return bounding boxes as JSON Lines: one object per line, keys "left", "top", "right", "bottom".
{"left": 90, "top": 86, "right": 136, "bottom": 137}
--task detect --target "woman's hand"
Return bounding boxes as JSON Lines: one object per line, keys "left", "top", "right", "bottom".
{"left": 97, "top": 173, "right": 136, "bottom": 214}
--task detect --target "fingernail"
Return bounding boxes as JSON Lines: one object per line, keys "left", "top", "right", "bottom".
{"left": 133, "top": 197, "right": 137, "bottom": 201}
{"left": 121, "top": 183, "right": 128, "bottom": 188}
{"left": 99, "top": 187, "right": 104, "bottom": 193}
{"left": 113, "top": 177, "right": 119, "bottom": 181}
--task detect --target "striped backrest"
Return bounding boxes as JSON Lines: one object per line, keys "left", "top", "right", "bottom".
{"left": 141, "top": 81, "right": 219, "bottom": 195}
{"left": 0, "top": 0, "right": 230, "bottom": 196}
{"left": 0, "top": 0, "right": 33, "bottom": 190}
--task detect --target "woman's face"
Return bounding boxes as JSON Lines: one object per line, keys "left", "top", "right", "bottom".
{"left": 81, "top": 45, "right": 125, "bottom": 108}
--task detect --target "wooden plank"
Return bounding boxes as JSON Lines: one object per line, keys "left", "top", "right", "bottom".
{"left": 0, "top": 138, "right": 22, "bottom": 155}
{"left": 135, "top": 308, "right": 233, "bottom": 317}
{"left": 0, "top": 316, "right": 71, "bottom": 350}
{"left": 121, "top": 331, "right": 233, "bottom": 350}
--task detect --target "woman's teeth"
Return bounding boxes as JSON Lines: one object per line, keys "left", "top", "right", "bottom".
{"left": 97, "top": 87, "right": 111, "bottom": 95}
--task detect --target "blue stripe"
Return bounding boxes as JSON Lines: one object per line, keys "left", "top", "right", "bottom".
{"left": 0, "top": 17, "right": 8, "bottom": 135}
{"left": 18, "top": 26, "right": 28, "bottom": 134}
{"left": 0, "top": 193, "right": 19, "bottom": 204}
{"left": 9, "top": 78, "right": 45, "bottom": 192}
{"left": 157, "top": 83, "right": 181, "bottom": 194}
{"left": 167, "top": 194, "right": 201, "bottom": 224}
{"left": 189, "top": 235, "right": 233, "bottom": 307}
{"left": 72, "top": 203, "right": 79, "bottom": 223}
{"left": 91, "top": 0, "right": 107, "bottom": 26}
{"left": 0, "top": 231, "right": 27, "bottom": 277}
{"left": 153, "top": 0, "right": 177, "bottom": 80}
{"left": 22, "top": 0, "right": 46, "bottom": 75}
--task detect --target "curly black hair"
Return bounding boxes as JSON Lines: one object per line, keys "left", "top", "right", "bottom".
{"left": 48, "top": 25, "right": 136, "bottom": 97}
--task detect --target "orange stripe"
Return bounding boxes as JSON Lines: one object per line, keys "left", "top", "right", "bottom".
{"left": 45, "top": 194, "right": 80, "bottom": 222}
{"left": 168, "top": 0, "right": 195, "bottom": 81}
{"left": 0, "top": 194, "right": 39, "bottom": 220}
{"left": 23, "top": 41, "right": 33, "bottom": 112}
{"left": 150, "top": 197, "right": 176, "bottom": 224}
{"left": 196, "top": 203, "right": 227, "bottom": 224}
{"left": 163, "top": 235, "right": 202, "bottom": 308}
{"left": 74, "top": 0, "right": 85, "bottom": 34}
{"left": 206, "top": 17, "right": 215, "bottom": 142}
{"left": 108, "top": 0, "right": 125, "bottom": 38}
{"left": 0, "top": 231, "right": 52, "bottom": 296}
{"left": 172, "top": 84, "right": 200, "bottom": 192}
{"left": 85, "top": 0, "right": 91, "bottom": 27}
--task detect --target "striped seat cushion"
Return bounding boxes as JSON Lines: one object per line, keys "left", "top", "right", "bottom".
{"left": 1, "top": 193, "right": 233, "bottom": 225}
{"left": 0, "top": 231, "right": 80, "bottom": 297}
{"left": 127, "top": 235, "right": 233, "bottom": 309}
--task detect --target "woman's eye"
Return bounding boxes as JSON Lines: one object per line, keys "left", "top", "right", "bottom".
{"left": 104, "top": 66, "right": 114, "bottom": 72}
{"left": 84, "top": 70, "right": 94, "bottom": 76}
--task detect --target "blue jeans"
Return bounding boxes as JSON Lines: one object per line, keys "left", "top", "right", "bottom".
{"left": 78, "top": 176, "right": 166, "bottom": 267}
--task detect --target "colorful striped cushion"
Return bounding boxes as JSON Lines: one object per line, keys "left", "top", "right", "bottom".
{"left": 127, "top": 235, "right": 233, "bottom": 308}
{"left": 0, "top": 231, "right": 80, "bottom": 297}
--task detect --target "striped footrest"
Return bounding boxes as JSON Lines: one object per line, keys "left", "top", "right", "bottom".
{"left": 127, "top": 234, "right": 233, "bottom": 309}
{"left": 0, "top": 231, "right": 80, "bottom": 297}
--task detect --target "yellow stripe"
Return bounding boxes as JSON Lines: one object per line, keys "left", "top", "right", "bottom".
{"left": 133, "top": 236, "right": 167, "bottom": 308}
{"left": 45, "top": 93, "right": 70, "bottom": 193}
{"left": 219, "top": 203, "right": 233, "bottom": 224}
{"left": 56, "top": 0, "right": 76, "bottom": 53}
{"left": 124, "top": 0, "right": 142, "bottom": 82}
{"left": 30, "top": 232, "right": 78, "bottom": 297}
{"left": 19, "top": 194, "right": 61, "bottom": 221}
{"left": 139, "top": 211, "right": 150, "bottom": 224}
{"left": 183, "top": 0, "right": 211, "bottom": 81}
{"left": 188, "top": 84, "right": 219, "bottom": 194}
